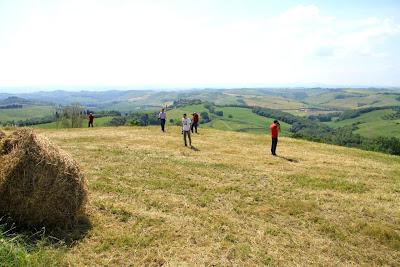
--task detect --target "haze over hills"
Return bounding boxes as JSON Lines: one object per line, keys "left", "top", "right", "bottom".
{"left": 1, "top": 87, "right": 400, "bottom": 107}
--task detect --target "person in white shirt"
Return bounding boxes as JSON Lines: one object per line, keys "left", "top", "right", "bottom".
{"left": 158, "top": 108, "right": 167, "bottom": 132}
{"left": 182, "top": 113, "right": 192, "bottom": 147}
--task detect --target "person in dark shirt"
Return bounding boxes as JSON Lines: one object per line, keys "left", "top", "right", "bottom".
{"left": 159, "top": 108, "right": 167, "bottom": 132}
{"left": 191, "top": 112, "right": 199, "bottom": 133}
{"left": 269, "top": 120, "right": 280, "bottom": 155}
{"left": 88, "top": 113, "right": 94, "bottom": 128}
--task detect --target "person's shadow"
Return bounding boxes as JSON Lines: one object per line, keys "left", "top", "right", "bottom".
{"left": 277, "top": 155, "right": 299, "bottom": 163}
{"left": 190, "top": 146, "right": 200, "bottom": 151}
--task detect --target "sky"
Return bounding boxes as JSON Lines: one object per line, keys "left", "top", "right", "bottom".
{"left": 0, "top": 0, "right": 400, "bottom": 91}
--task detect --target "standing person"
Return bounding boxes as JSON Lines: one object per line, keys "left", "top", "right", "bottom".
{"left": 182, "top": 113, "right": 192, "bottom": 147}
{"left": 88, "top": 113, "right": 94, "bottom": 128}
{"left": 191, "top": 112, "right": 199, "bottom": 133}
{"left": 159, "top": 108, "right": 167, "bottom": 132}
{"left": 269, "top": 120, "right": 280, "bottom": 155}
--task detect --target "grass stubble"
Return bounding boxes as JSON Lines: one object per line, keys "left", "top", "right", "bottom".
{"left": 1, "top": 126, "right": 399, "bottom": 266}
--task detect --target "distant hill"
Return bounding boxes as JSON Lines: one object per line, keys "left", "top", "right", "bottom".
{"left": 0, "top": 93, "right": 12, "bottom": 100}
{"left": 0, "top": 87, "right": 398, "bottom": 113}
{"left": 1, "top": 87, "right": 398, "bottom": 113}
{"left": 2, "top": 87, "right": 400, "bottom": 142}
{"left": 0, "top": 96, "right": 35, "bottom": 106}
{"left": 0, "top": 96, "right": 52, "bottom": 107}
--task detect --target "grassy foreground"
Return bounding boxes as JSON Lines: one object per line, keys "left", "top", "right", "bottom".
{"left": 1, "top": 126, "right": 400, "bottom": 266}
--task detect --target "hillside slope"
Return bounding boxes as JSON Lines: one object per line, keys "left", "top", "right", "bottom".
{"left": 1, "top": 126, "right": 400, "bottom": 266}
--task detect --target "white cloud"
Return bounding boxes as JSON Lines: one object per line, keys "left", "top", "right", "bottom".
{"left": 0, "top": 3, "right": 399, "bottom": 87}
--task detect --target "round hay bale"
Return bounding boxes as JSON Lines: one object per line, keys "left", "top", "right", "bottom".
{"left": 0, "top": 129, "right": 88, "bottom": 227}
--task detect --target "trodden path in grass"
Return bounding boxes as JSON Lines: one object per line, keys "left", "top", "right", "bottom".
{"left": 35, "top": 126, "right": 400, "bottom": 266}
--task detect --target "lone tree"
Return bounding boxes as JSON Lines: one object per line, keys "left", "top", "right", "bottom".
{"left": 58, "top": 103, "right": 84, "bottom": 128}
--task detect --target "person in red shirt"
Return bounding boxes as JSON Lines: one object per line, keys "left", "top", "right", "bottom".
{"left": 191, "top": 112, "right": 200, "bottom": 133}
{"left": 269, "top": 120, "right": 280, "bottom": 155}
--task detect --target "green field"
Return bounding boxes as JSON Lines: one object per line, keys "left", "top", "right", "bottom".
{"left": 166, "top": 104, "right": 209, "bottom": 120}
{"left": 167, "top": 105, "right": 290, "bottom": 135}
{"left": 306, "top": 90, "right": 400, "bottom": 109}
{"left": 241, "top": 95, "right": 308, "bottom": 110}
{"left": 0, "top": 106, "right": 55, "bottom": 123}
{"left": 1, "top": 127, "right": 399, "bottom": 266}
{"left": 326, "top": 109, "right": 400, "bottom": 138}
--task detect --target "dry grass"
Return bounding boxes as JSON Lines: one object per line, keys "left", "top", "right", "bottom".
{"left": 5, "top": 126, "right": 399, "bottom": 266}
{"left": 0, "top": 129, "right": 88, "bottom": 227}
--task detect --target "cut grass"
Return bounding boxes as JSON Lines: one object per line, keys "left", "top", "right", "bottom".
{"left": 289, "top": 174, "right": 369, "bottom": 193}
{"left": 1, "top": 126, "right": 399, "bottom": 266}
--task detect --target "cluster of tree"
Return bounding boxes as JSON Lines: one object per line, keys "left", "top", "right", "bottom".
{"left": 107, "top": 116, "right": 127, "bottom": 126}
{"left": 84, "top": 110, "right": 121, "bottom": 117}
{"left": 0, "top": 104, "right": 23, "bottom": 109}
{"left": 334, "top": 93, "right": 364, "bottom": 99}
{"left": 382, "top": 109, "right": 400, "bottom": 120}
{"left": 0, "top": 116, "right": 55, "bottom": 127}
{"left": 56, "top": 103, "right": 85, "bottom": 128}
{"left": 308, "top": 112, "right": 342, "bottom": 122}
{"left": 200, "top": 112, "right": 211, "bottom": 123}
{"left": 252, "top": 107, "right": 299, "bottom": 124}
{"left": 172, "top": 99, "right": 202, "bottom": 108}
{"left": 337, "top": 106, "right": 399, "bottom": 121}
{"left": 204, "top": 102, "right": 223, "bottom": 117}
{"left": 106, "top": 111, "right": 160, "bottom": 127}
{"left": 253, "top": 107, "right": 400, "bottom": 155}
{"left": 236, "top": 97, "right": 247, "bottom": 106}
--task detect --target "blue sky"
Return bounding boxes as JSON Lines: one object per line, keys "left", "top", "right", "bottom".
{"left": 0, "top": 0, "right": 399, "bottom": 90}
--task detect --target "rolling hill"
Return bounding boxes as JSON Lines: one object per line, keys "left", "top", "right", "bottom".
{"left": 4, "top": 87, "right": 400, "bottom": 115}
{"left": 166, "top": 104, "right": 291, "bottom": 135}
{"left": 1, "top": 126, "right": 399, "bottom": 266}
{"left": 326, "top": 108, "right": 400, "bottom": 138}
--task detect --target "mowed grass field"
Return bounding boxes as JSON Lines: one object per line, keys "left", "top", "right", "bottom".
{"left": 1, "top": 126, "right": 399, "bottom": 266}
{"left": 326, "top": 109, "right": 400, "bottom": 138}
